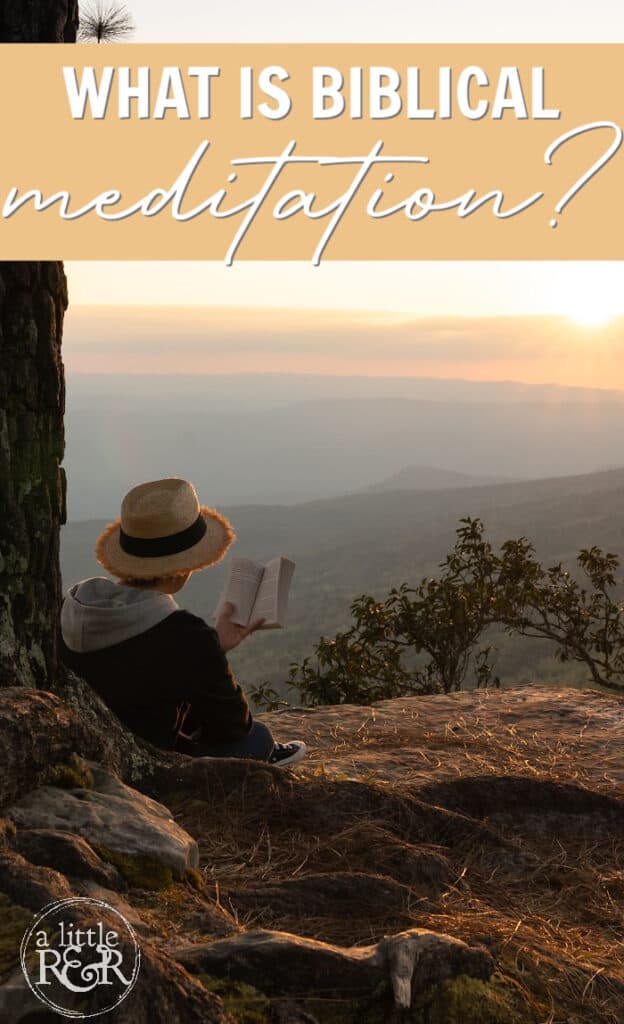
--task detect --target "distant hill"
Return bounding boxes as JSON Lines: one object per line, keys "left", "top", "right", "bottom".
{"left": 364, "top": 465, "right": 510, "bottom": 492}
{"left": 66, "top": 371, "right": 624, "bottom": 406}
{"left": 62, "top": 465, "right": 624, "bottom": 691}
{"left": 63, "top": 374, "right": 624, "bottom": 517}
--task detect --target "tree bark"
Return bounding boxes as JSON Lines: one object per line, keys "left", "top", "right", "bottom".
{"left": 0, "top": 0, "right": 77, "bottom": 685}
{"left": 0, "top": 0, "right": 78, "bottom": 42}
{"left": 0, "top": 264, "right": 68, "bottom": 687}
{"left": 0, "top": 686, "right": 166, "bottom": 809}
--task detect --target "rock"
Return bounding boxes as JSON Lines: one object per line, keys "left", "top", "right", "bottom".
{"left": 264, "top": 685, "right": 624, "bottom": 791}
{"left": 71, "top": 880, "right": 151, "bottom": 936}
{"left": 0, "top": 686, "right": 162, "bottom": 811}
{"left": 151, "top": 755, "right": 287, "bottom": 807}
{"left": 172, "top": 925, "right": 494, "bottom": 1008}
{"left": 418, "top": 774, "right": 624, "bottom": 821}
{"left": 277, "top": 825, "right": 453, "bottom": 892}
{"left": 0, "top": 908, "right": 233, "bottom": 1023}
{"left": 184, "top": 904, "right": 240, "bottom": 939}
{"left": 0, "top": 893, "right": 34, "bottom": 982}
{"left": 269, "top": 1000, "right": 321, "bottom": 1024}
{"left": 0, "top": 968, "right": 42, "bottom": 1024}
{"left": 0, "top": 854, "right": 232, "bottom": 1023}
{"left": 15, "top": 827, "right": 125, "bottom": 889}
{"left": 1, "top": 682, "right": 620, "bottom": 1021}
{"left": 224, "top": 872, "right": 423, "bottom": 933}
{"left": 359, "top": 837, "right": 453, "bottom": 891}
{"left": 0, "top": 818, "right": 15, "bottom": 851}
{"left": 0, "top": 850, "right": 72, "bottom": 909}
{"left": 156, "top": 756, "right": 515, "bottom": 858}
{"left": 7, "top": 764, "right": 199, "bottom": 884}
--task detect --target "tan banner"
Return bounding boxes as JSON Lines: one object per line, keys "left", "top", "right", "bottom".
{"left": 0, "top": 44, "right": 622, "bottom": 260}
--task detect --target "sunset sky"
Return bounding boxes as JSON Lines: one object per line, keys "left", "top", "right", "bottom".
{"left": 64, "top": 0, "right": 624, "bottom": 387}
{"left": 94, "top": 0, "right": 624, "bottom": 44}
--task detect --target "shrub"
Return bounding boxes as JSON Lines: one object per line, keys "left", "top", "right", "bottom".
{"left": 252, "top": 519, "right": 624, "bottom": 708}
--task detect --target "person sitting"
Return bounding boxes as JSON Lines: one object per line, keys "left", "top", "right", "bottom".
{"left": 59, "top": 477, "right": 306, "bottom": 768}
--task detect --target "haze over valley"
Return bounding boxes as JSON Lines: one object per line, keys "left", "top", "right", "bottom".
{"left": 65, "top": 373, "right": 624, "bottom": 516}
{"left": 62, "top": 372, "right": 624, "bottom": 692}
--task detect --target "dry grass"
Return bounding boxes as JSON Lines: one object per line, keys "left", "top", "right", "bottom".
{"left": 296, "top": 715, "right": 624, "bottom": 798}
{"left": 156, "top": 689, "right": 624, "bottom": 1022}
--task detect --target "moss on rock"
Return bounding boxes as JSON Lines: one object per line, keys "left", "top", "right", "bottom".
{"left": 199, "top": 976, "right": 270, "bottom": 1023}
{"left": 286, "top": 996, "right": 379, "bottom": 1024}
{"left": 46, "top": 752, "right": 94, "bottom": 790}
{"left": 249, "top": 973, "right": 537, "bottom": 1024}
{"left": 183, "top": 866, "right": 205, "bottom": 891}
{"left": 91, "top": 845, "right": 174, "bottom": 891}
{"left": 0, "top": 893, "right": 33, "bottom": 980}
{"left": 408, "top": 973, "right": 538, "bottom": 1024}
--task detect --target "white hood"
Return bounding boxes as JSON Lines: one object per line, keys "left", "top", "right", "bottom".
{"left": 61, "top": 577, "right": 179, "bottom": 653}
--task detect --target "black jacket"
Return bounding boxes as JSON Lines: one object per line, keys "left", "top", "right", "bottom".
{"left": 59, "top": 609, "right": 252, "bottom": 751}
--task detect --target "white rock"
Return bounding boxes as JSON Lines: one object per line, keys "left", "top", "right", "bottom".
{"left": 7, "top": 764, "right": 198, "bottom": 878}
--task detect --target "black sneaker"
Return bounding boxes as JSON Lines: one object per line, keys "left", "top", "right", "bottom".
{"left": 268, "top": 741, "right": 307, "bottom": 767}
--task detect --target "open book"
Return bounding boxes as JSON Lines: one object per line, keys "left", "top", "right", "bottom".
{"left": 215, "top": 556, "right": 295, "bottom": 630}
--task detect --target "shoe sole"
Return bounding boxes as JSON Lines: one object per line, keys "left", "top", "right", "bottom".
{"left": 270, "top": 743, "right": 307, "bottom": 768}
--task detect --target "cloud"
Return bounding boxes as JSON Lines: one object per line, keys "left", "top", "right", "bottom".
{"left": 62, "top": 305, "right": 624, "bottom": 385}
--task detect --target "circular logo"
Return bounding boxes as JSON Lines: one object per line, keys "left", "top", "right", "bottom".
{"left": 20, "top": 896, "right": 141, "bottom": 1019}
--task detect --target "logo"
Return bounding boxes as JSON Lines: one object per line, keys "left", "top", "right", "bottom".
{"left": 20, "top": 896, "right": 141, "bottom": 1019}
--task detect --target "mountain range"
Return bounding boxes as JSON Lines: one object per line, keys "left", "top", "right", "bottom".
{"left": 64, "top": 373, "right": 624, "bottom": 516}
{"left": 61, "top": 463, "right": 624, "bottom": 691}
{"left": 364, "top": 464, "right": 509, "bottom": 492}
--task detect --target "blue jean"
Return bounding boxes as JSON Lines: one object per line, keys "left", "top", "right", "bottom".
{"left": 187, "top": 719, "right": 275, "bottom": 761}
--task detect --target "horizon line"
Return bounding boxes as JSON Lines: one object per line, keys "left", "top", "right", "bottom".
{"left": 67, "top": 303, "right": 624, "bottom": 323}
{"left": 63, "top": 369, "right": 624, "bottom": 393}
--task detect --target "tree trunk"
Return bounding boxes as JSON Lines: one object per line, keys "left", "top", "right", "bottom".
{"left": 0, "top": 0, "right": 78, "bottom": 42}
{"left": 0, "top": 686, "right": 165, "bottom": 809}
{"left": 0, "top": 265, "right": 68, "bottom": 688}
{"left": 0, "top": 1, "right": 77, "bottom": 686}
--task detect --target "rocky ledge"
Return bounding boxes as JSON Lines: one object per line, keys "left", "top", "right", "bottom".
{"left": 0, "top": 683, "right": 622, "bottom": 1023}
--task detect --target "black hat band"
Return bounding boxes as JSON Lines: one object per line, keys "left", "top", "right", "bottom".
{"left": 119, "top": 513, "right": 207, "bottom": 558}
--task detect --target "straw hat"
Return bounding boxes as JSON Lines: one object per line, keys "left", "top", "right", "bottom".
{"left": 96, "top": 478, "right": 235, "bottom": 579}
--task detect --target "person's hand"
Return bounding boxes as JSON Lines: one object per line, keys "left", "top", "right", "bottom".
{"left": 216, "top": 602, "right": 265, "bottom": 653}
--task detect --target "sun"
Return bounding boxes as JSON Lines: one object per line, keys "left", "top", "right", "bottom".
{"left": 565, "top": 297, "right": 621, "bottom": 329}
{"left": 569, "top": 309, "right": 615, "bottom": 328}
{"left": 549, "top": 266, "right": 624, "bottom": 329}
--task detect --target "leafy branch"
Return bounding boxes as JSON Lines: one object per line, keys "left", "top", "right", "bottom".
{"left": 252, "top": 518, "right": 624, "bottom": 709}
